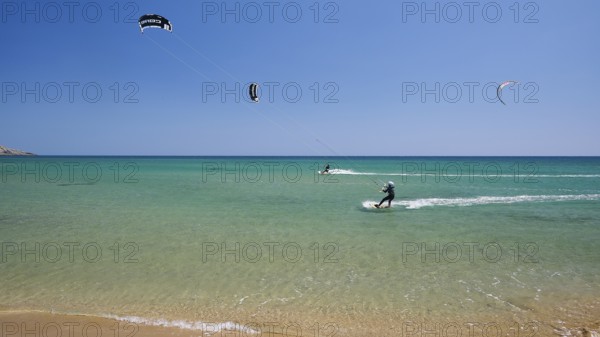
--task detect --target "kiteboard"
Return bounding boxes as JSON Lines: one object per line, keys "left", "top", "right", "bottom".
{"left": 361, "top": 201, "right": 392, "bottom": 210}
{"left": 318, "top": 171, "right": 330, "bottom": 175}
{"left": 371, "top": 204, "right": 390, "bottom": 209}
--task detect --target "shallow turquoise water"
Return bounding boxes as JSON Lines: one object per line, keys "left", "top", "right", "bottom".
{"left": 1, "top": 157, "right": 599, "bottom": 325}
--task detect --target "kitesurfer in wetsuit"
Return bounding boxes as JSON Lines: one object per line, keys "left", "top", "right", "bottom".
{"left": 375, "top": 181, "right": 395, "bottom": 208}
{"left": 323, "top": 164, "right": 330, "bottom": 174}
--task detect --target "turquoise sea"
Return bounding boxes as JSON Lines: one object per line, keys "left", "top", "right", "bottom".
{"left": 1, "top": 157, "right": 599, "bottom": 335}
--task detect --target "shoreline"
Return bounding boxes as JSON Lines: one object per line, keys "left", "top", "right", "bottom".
{"left": 1, "top": 304, "right": 599, "bottom": 337}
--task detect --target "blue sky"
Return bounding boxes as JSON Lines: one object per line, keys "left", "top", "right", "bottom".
{"left": 2, "top": 0, "right": 599, "bottom": 155}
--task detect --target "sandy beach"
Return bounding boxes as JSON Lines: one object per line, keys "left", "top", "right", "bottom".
{"left": 2, "top": 299, "right": 599, "bottom": 337}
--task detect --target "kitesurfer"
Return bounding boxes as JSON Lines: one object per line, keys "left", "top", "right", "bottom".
{"left": 374, "top": 181, "right": 395, "bottom": 208}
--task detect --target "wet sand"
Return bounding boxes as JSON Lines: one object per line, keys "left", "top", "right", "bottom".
{"left": 1, "top": 302, "right": 599, "bottom": 337}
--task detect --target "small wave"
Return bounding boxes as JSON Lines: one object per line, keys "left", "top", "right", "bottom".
{"left": 326, "top": 169, "right": 378, "bottom": 175}
{"left": 363, "top": 194, "right": 600, "bottom": 210}
{"left": 0, "top": 310, "right": 260, "bottom": 334}
{"left": 56, "top": 182, "right": 96, "bottom": 186}
{"left": 104, "top": 314, "right": 259, "bottom": 334}
{"left": 333, "top": 170, "right": 600, "bottom": 178}
{"left": 536, "top": 174, "right": 600, "bottom": 178}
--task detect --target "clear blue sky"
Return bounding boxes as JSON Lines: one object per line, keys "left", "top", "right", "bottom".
{"left": 2, "top": 0, "right": 599, "bottom": 155}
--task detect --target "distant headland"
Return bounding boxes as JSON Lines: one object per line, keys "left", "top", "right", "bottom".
{"left": 0, "top": 145, "right": 35, "bottom": 156}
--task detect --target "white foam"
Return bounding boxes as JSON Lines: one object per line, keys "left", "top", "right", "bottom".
{"left": 103, "top": 314, "right": 259, "bottom": 334}
{"left": 331, "top": 169, "right": 600, "bottom": 178}
{"left": 326, "top": 169, "right": 378, "bottom": 175}
{"left": 536, "top": 174, "right": 600, "bottom": 178}
{"left": 362, "top": 194, "right": 600, "bottom": 210}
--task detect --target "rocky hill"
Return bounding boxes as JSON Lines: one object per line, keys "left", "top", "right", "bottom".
{"left": 0, "top": 145, "right": 35, "bottom": 156}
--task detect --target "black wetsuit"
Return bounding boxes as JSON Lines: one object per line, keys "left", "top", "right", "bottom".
{"left": 323, "top": 164, "right": 330, "bottom": 173}
{"left": 377, "top": 185, "right": 395, "bottom": 207}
